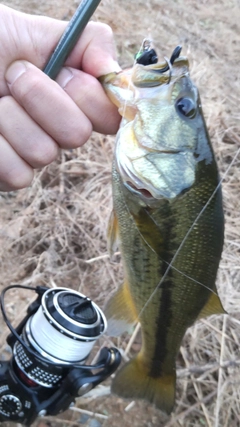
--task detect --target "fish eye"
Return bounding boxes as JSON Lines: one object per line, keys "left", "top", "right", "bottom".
{"left": 175, "top": 97, "right": 196, "bottom": 118}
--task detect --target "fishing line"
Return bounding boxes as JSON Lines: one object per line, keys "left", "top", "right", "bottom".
{"left": 114, "top": 39, "right": 240, "bottom": 319}
{"left": 138, "top": 207, "right": 221, "bottom": 293}
{"left": 121, "top": 187, "right": 220, "bottom": 297}
{"left": 117, "top": 38, "right": 221, "bottom": 304}
{"left": 119, "top": 38, "right": 150, "bottom": 121}
{"left": 137, "top": 146, "right": 240, "bottom": 320}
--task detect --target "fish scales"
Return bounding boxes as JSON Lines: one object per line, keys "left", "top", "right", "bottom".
{"left": 101, "top": 47, "right": 225, "bottom": 413}
{"left": 112, "top": 158, "right": 223, "bottom": 368}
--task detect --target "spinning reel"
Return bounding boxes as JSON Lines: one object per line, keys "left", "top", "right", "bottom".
{"left": 0, "top": 285, "right": 121, "bottom": 425}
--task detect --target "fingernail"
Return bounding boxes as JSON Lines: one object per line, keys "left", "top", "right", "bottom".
{"left": 56, "top": 67, "right": 74, "bottom": 89}
{"left": 5, "top": 61, "right": 27, "bottom": 85}
{"left": 98, "top": 60, "right": 121, "bottom": 77}
{"left": 110, "top": 60, "right": 122, "bottom": 73}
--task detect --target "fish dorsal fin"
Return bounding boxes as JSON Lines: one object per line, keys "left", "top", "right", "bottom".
{"left": 105, "top": 281, "right": 138, "bottom": 336}
{"left": 107, "top": 209, "right": 119, "bottom": 258}
{"left": 197, "top": 286, "right": 227, "bottom": 319}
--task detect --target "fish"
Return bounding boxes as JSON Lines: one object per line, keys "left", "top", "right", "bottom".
{"left": 100, "top": 44, "right": 226, "bottom": 414}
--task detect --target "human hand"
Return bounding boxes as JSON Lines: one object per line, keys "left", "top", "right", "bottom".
{"left": 0, "top": 4, "right": 121, "bottom": 191}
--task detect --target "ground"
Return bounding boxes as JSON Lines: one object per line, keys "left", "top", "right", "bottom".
{"left": 0, "top": 0, "right": 240, "bottom": 426}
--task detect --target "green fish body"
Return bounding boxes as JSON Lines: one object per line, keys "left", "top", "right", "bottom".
{"left": 101, "top": 50, "right": 225, "bottom": 414}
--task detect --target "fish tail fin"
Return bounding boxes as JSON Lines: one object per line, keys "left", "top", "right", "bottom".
{"left": 105, "top": 281, "right": 138, "bottom": 336}
{"left": 112, "top": 356, "right": 176, "bottom": 414}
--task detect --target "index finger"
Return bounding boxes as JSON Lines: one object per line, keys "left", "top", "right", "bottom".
{"left": 63, "top": 22, "right": 121, "bottom": 77}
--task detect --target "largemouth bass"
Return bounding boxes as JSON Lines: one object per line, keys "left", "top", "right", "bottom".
{"left": 100, "top": 44, "right": 225, "bottom": 414}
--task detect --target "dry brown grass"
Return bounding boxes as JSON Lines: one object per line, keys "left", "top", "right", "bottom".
{"left": 0, "top": 0, "right": 240, "bottom": 426}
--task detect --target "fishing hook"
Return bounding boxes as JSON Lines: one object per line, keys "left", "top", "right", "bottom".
{"left": 163, "top": 56, "right": 173, "bottom": 84}
{"left": 153, "top": 44, "right": 182, "bottom": 75}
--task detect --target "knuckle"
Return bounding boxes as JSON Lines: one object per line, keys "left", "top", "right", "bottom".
{"left": 59, "top": 119, "right": 92, "bottom": 149}
{"left": 11, "top": 71, "right": 44, "bottom": 111}
{"left": 19, "top": 74, "right": 43, "bottom": 107}
{"left": 0, "top": 95, "right": 14, "bottom": 110}
{"left": 89, "top": 21, "right": 114, "bottom": 40}
{"left": 76, "top": 120, "right": 92, "bottom": 147}
{"left": 32, "top": 141, "right": 59, "bottom": 168}
{"left": 98, "top": 23, "right": 114, "bottom": 40}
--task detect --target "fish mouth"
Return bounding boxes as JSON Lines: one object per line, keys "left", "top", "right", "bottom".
{"left": 117, "top": 160, "right": 157, "bottom": 200}
{"left": 125, "top": 181, "right": 154, "bottom": 199}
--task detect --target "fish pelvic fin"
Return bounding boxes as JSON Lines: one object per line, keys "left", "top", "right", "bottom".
{"left": 107, "top": 209, "right": 119, "bottom": 258}
{"left": 112, "top": 356, "right": 176, "bottom": 414}
{"left": 197, "top": 287, "right": 227, "bottom": 320}
{"left": 105, "top": 281, "right": 138, "bottom": 336}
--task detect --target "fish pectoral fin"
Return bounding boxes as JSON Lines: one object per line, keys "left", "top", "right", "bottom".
{"left": 105, "top": 281, "right": 138, "bottom": 336}
{"left": 107, "top": 209, "right": 119, "bottom": 258}
{"left": 197, "top": 288, "right": 227, "bottom": 320}
{"left": 130, "top": 208, "right": 164, "bottom": 255}
{"left": 112, "top": 356, "right": 176, "bottom": 415}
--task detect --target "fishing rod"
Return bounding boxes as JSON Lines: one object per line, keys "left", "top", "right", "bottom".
{"left": 44, "top": 0, "right": 102, "bottom": 79}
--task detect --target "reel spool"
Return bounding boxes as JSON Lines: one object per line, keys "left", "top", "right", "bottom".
{"left": 13, "top": 288, "right": 107, "bottom": 387}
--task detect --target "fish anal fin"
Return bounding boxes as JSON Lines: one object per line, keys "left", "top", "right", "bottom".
{"left": 107, "top": 210, "right": 119, "bottom": 258}
{"left": 105, "top": 282, "right": 138, "bottom": 336}
{"left": 197, "top": 289, "right": 227, "bottom": 320}
{"left": 112, "top": 356, "right": 176, "bottom": 414}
